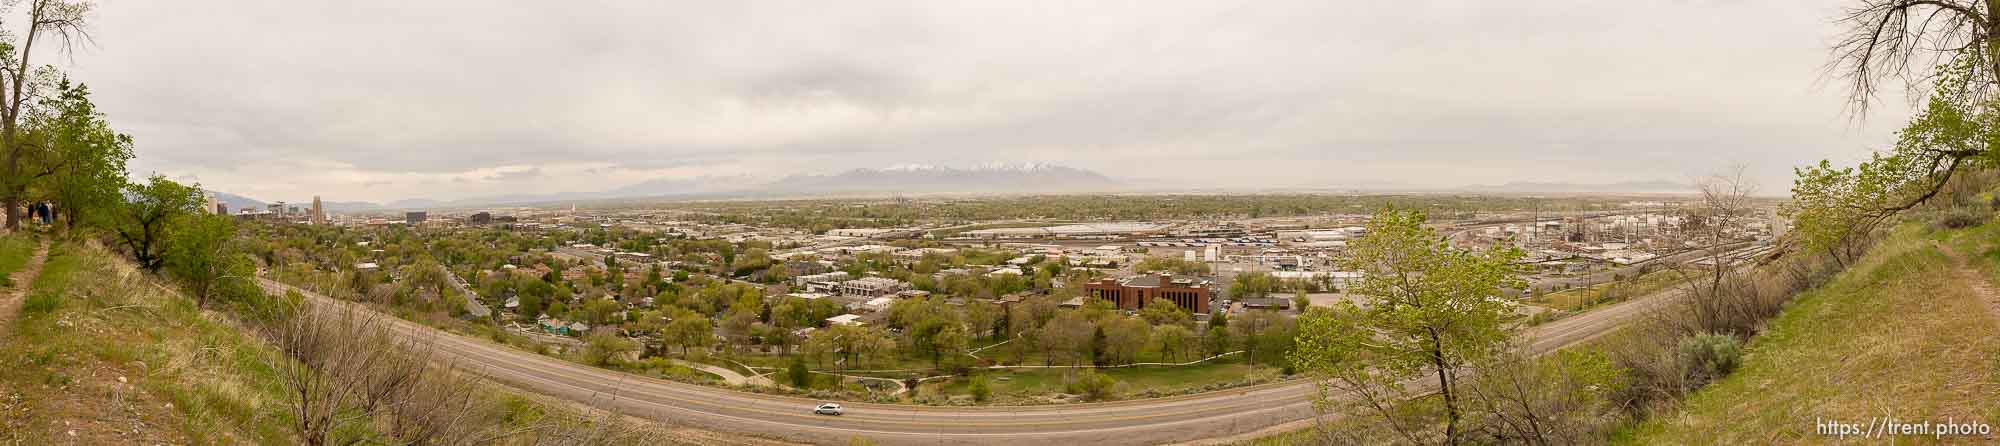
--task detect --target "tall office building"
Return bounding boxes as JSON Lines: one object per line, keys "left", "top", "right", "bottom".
{"left": 311, "top": 196, "right": 325, "bottom": 225}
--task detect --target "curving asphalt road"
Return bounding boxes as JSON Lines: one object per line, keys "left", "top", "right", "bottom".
{"left": 257, "top": 278, "right": 1673, "bottom": 446}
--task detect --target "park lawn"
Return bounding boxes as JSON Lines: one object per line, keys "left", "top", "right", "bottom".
{"left": 725, "top": 350, "right": 938, "bottom": 376}
{"left": 919, "top": 356, "right": 1281, "bottom": 404}
{"left": 1616, "top": 225, "right": 2000, "bottom": 444}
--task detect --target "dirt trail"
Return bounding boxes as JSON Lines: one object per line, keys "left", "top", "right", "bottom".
{"left": 0, "top": 240, "right": 50, "bottom": 338}
{"left": 1936, "top": 243, "right": 2000, "bottom": 326}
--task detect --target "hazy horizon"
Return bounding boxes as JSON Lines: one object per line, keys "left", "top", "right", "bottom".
{"left": 58, "top": 1, "right": 1914, "bottom": 203}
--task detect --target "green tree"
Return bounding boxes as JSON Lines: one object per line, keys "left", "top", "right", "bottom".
{"left": 662, "top": 310, "right": 713, "bottom": 356}
{"left": 1152, "top": 324, "right": 1192, "bottom": 362}
{"left": 581, "top": 298, "right": 623, "bottom": 326}
{"left": 720, "top": 307, "right": 759, "bottom": 351}
{"left": 113, "top": 175, "right": 204, "bottom": 271}
{"left": 1292, "top": 207, "right": 1525, "bottom": 446}
{"left": 787, "top": 358, "right": 812, "bottom": 388}
{"left": 963, "top": 299, "right": 1002, "bottom": 340}
{"left": 1230, "top": 309, "right": 1281, "bottom": 366}
{"left": 1, "top": 0, "right": 96, "bottom": 230}
{"left": 803, "top": 324, "right": 895, "bottom": 370}
{"left": 1789, "top": 64, "right": 1997, "bottom": 266}
{"left": 32, "top": 78, "right": 131, "bottom": 230}
{"left": 909, "top": 316, "right": 969, "bottom": 368}
{"left": 1203, "top": 325, "right": 1231, "bottom": 357}
{"left": 1230, "top": 272, "right": 1276, "bottom": 299}
{"left": 1038, "top": 311, "right": 1094, "bottom": 366}
{"left": 582, "top": 331, "right": 639, "bottom": 366}
{"left": 1135, "top": 257, "right": 1210, "bottom": 276}
{"left": 516, "top": 293, "right": 545, "bottom": 319}
{"left": 1099, "top": 316, "right": 1151, "bottom": 365}
{"left": 1088, "top": 325, "right": 1109, "bottom": 366}
{"left": 1138, "top": 298, "right": 1192, "bottom": 328}
{"left": 164, "top": 213, "right": 247, "bottom": 308}
{"left": 404, "top": 259, "right": 449, "bottom": 296}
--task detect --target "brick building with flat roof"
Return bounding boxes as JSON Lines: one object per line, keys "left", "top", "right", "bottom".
{"left": 1082, "top": 273, "right": 1213, "bottom": 314}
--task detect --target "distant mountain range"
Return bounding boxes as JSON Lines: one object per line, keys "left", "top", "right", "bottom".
{"left": 214, "top": 163, "right": 1704, "bottom": 213}
{"left": 1459, "top": 180, "right": 1694, "bottom": 194}
{"left": 207, "top": 191, "right": 382, "bottom": 213}
{"left": 217, "top": 162, "right": 1128, "bottom": 211}
{"left": 759, "top": 162, "right": 1119, "bottom": 196}
{"left": 208, "top": 191, "right": 267, "bottom": 213}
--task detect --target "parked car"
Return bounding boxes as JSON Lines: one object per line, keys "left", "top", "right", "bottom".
{"left": 813, "top": 403, "right": 844, "bottom": 416}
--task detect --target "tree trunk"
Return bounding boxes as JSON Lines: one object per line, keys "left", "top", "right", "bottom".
{"left": 1988, "top": 1, "right": 2000, "bottom": 87}
{"left": 0, "top": 2, "right": 39, "bottom": 232}
{"left": 1430, "top": 329, "right": 1460, "bottom": 446}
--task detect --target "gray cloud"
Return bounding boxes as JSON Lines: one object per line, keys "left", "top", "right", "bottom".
{"left": 52, "top": 0, "right": 1910, "bottom": 202}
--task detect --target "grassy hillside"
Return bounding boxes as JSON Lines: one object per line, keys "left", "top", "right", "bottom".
{"left": 0, "top": 233, "right": 34, "bottom": 284}
{"left": 0, "top": 241, "right": 291, "bottom": 443}
{"left": 0, "top": 241, "right": 762, "bottom": 445}
{"left": 1618, "top": 224, "right": 2000, "bottom": 443}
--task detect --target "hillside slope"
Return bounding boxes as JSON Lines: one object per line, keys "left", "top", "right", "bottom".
{"left": 0, "top": 240, "right": 791, "bottom": 446}
{"left": 0, "top": 241, "right": 283, "bottom": 444}
{"left": 1620, "top": 224, "right": 2000, "bottom": 443}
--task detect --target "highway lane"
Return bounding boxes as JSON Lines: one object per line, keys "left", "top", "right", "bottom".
{"left": 257, "top": 278, "right": 1674, "bottom": 445}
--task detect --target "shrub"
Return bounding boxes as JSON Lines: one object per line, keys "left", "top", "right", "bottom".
{"left": 1463, "top": 350, "right": 1626, "bottom": 445}
{"left": 968, "top": 376, "right": 991, "bottom": 402}
{"left": 581, "top": 332, "right": 639, "bottom": 366}
{"left": 1678, "top": 332, "right": 1743, "bottom": 386}
{"left": 788, "top": 358, "right": 812, "bottom": 388}
{"left": 1065, "top": 370, "right": 1117, "bottom": 401}
{"left": 1608, "top": 252, "right": 1839, "bottom": 417}
{"left": 1932, "top": 206, "right": 1990, "bottom": 230}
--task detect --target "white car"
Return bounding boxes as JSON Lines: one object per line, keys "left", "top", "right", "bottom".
{"left": 813, "top": 403, "right": 844, "bottom": 416}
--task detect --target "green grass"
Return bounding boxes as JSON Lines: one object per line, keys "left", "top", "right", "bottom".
{"left": 2, "top": 242, "right": 297, "bottom": 444}
{"left": 0, "top": 233, "right": 35, "bottom": 287}
{"left": 1616, "top": 224, "right": 2000, "bottom": 444}
{"left": 16, "top": 242, "right": 77, "bottom": 317}
{"left": 916, "top": 356, "right": 1280, "bottom": 404}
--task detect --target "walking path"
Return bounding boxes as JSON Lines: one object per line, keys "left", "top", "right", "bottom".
{"left": 672, "top": 358, "right": 773, "bottom": 386}
{"left": 1937, "top": 243, "right": 2000, "bottom": 326}
{"left": 0, "top": 240, "right": 51, "bottom": 339}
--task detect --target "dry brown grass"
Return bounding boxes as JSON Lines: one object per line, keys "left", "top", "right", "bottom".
{"left": 1620, "top": 227, "right": 2000, "bottom": 444}
{"left": 0, "top": 241, "right": 290, "bottom": 444}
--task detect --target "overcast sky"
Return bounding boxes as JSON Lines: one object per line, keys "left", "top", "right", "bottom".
{"left": 58, "top": 0, "right": 1909, "bottom": 203}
